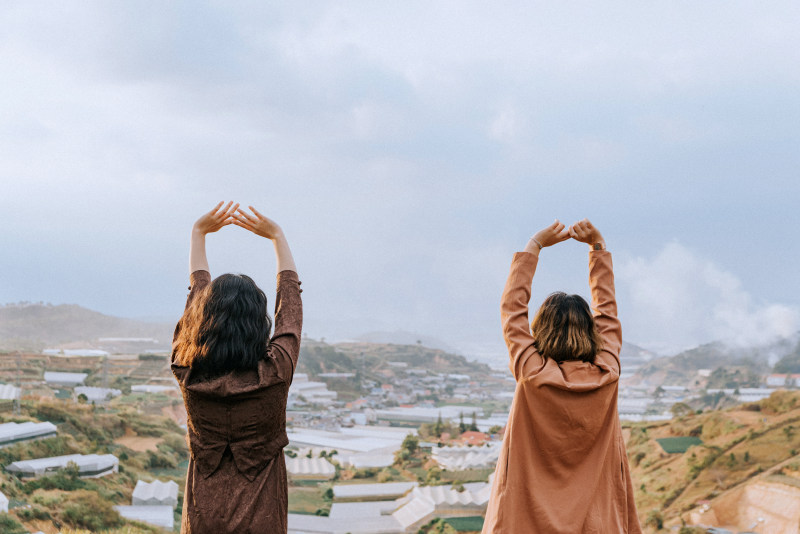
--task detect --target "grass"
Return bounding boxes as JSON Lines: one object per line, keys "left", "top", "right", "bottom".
{"left": 443, "top": 516, "right": 484, "bottom": 531}
{"left": 440, "top": 468, "right": 494, "bottom": 483}
{"left": 656, "top": 437, "right": 703, "bottom": 454}
{"left": 288, "top": 486, "right": 329, "bottom": 515}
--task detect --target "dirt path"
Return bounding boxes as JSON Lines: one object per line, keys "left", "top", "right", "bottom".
{"left": 114, "top": 427, "right": 163, "bottom": 452}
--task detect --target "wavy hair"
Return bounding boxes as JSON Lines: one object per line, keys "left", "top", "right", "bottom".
{"left": 173, "top": 274, "right": 272, "bottom": 376}
{"left": 531, "top": 292, "right": 602, "bottom": 363}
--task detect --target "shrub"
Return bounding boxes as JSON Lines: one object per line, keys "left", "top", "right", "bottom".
{"left": 760, "top": 390, "right": 800, "bottom": 414}
{"left": 16, "top": 505, "right": 51, "bottom": 521}
{"left": 146, "top": 450, "right": 177, "bottom": 470}
{"left": 59, "top": 490, "right": 124, "bottom": 531}
{"left": 645, "top": 509, "right": 664, "bottom": 529}
{"left": 0, "top": 513, "right": 27, "bottom": 534}
{"left": 23, "top": 463, "right": 95, "bottom": 494}
{"left": 377, "top": 469, "right": 393, "bottom": 483}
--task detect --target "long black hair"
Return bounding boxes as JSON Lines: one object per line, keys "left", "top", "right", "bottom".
{"left": 173, "top": 274, "right": 272, "bottom": 376}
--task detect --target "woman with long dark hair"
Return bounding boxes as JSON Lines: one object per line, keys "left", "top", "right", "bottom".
{"left": 172, "top": 201, "right": 302, "bottom": 534}
{"left": 482, "top": 219, "right": 641, "bottom": 533}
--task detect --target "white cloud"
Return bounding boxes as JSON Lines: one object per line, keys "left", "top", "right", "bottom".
{"left": 617, "top": 242, "right": 800, "bottom": 354}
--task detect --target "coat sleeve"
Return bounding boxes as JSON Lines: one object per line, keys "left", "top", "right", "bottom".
{"left": 589, "top": 250, "right": 621, "bottom": 374}
{"left": 171, "top": 270, "right": 211, "bottom": 363}
{"left": 267, "top": 270, "right": 303, "bottom": 384}
{"left": 501, "top": 252, "right": 545, "bottom": 380}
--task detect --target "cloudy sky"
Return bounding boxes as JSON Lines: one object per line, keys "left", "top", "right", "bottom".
{"left": 2, "top": 1, "right": 798, "bottom": 358}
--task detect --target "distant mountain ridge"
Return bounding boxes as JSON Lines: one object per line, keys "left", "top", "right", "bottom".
{"left": 632, "top": 335, "right": 800, "bottom": 386}
{"left": 0, "top": 303, "right": 174, "bottom": 351}
{"left": 355, "top": 331, "right": 458, "bottom": 353}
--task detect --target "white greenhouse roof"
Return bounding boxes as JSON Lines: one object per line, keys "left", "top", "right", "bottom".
{"left": 431, "top": 443, "right": 501, "bottom": 471}
{"left": 391, "top": 492, "right": 435, "bottom": 529}
{"left": 43, "top": 371, "right": 88, "bottom": 385}
{"left": 5, "top": 453, "right": 118, "bottom": 477}
{"left": 288, "top": 513, "right": 403, "bottom": 534}
{"left": 0, "top": 421, "right": 57, "bottom": 446}
{"left": 328, "top": 500, "right": 399, "bottom": 520}
{"left": 412, "top": 484, "right": 491, "bottom": 507}
{"left": 132, "top": 479, "right": 179, "bottom": 507}
{"left": 131, "top": 384, "right": 179, "bottom": 394}
{"left": 333, "top": 481, "right": 417, "bottom": 500}
{"left": 0, "top": 384, "right": 20, "bottom": 400}
{"left": 43, "top": 349, "right": 110, "bottom": 357}
{"left": 337, "top": 452, "right": 395, "bottom": 469}
{"left": 115, "top": 505, "right": 174, "bottom": 530}
{"left": 74, "top": 386, "right": 122, "bottom": 401}
{"left": 287, "top": 425, "right": 407, "bottom": 455}
{"left": 286, "top": 457, "right": 335, "bottom": 478}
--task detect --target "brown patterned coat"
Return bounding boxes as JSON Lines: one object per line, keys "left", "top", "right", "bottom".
{"left": 172, "top": 269, "right": 302, "bottom": 534}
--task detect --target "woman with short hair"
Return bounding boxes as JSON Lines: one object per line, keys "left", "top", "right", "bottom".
{"left": 482, "top": 219, "right": 641, "bottom": 533}
{"left": 172, "top": 201, "right": 302, "bottom": 534}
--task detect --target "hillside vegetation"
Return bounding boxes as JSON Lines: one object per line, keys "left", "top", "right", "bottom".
{"left": 297, "top": 340, "right": 493, "bottom": 401}
{"left": 634, "top": 338, "right": 798, "bottom": 387}
{"left": 0, "top": 399, "right": 187, "bottom": 533}
{"left": 627, "top": 390, "right": 800, "bottom": 531}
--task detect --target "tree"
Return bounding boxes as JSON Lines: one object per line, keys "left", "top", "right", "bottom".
{"left": 402, "top": 434, "right": 419, "bottom": 455}
{"left": 434, "top": 413, "right": 444, "bottom": 437}
{"left": 670, "top": 402, "right": 693, "bottom": 418}
{"left": 469, "top": 412, "right": 479, "bottom": 432}
{"left": 458, "top": 412, "right": 467, "bottom": 433}
{"left": 424, "top": 466, "right": 442, "bottom": 485}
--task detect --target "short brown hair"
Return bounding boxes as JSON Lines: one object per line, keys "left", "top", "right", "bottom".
{"left": 531, "top": 292, "right": 602, "bottom": 363}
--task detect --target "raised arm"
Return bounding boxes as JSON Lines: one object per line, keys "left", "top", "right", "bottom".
{"left": 232, "top": 206, "right": 302, "bottom": 381}
{"left": 189, "top": 201, "right": 238, "bottom": 274}
{"left": 232, "top": 206, "right": 297, "bottom": 274}
{"left": 569, "top": 219, "right": 621, "bottom": 374}
{"left": 502, "top": 220, "right": 570, "bottom": 380}
{"left": 172, "top": 202, "right": 237, "bottom": 357}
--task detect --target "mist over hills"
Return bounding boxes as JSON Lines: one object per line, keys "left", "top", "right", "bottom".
{"left": 631, "top": 335, "right": 800, "bottom": 386}
{"left": 2, "top": 302, "right": 799, "bottom": 380}
{"left": 354, "top": 331, "right": 458, "bottom": 353}
{"left": 0, "top": 303, "right": 173, "bottom": 351}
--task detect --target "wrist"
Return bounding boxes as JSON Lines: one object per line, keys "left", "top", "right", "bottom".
{"left": 191, "top": 227, "right": 207, "bottom": 238}
{"left": 590, "top": 241, "right": 606, "bottom": 251}
{"left": 523, "top": 238, "right": 542, "bottom": 255}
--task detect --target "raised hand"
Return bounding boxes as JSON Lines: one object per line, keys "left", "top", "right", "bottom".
{"left": 232, "top": 206, "right": 284, "bottom": 240}
{"left": 193, "top": 201, "right": 238, "bottom": 235}
{"left": 569, "top": 219, "right": 604, "bottom": 247}
{"left": 534, "top": 219, "right": 572, "bottom": 247}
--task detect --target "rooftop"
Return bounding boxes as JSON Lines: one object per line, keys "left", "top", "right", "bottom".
{"left": 0, "top": 421, "right": 57, "bottom": 447}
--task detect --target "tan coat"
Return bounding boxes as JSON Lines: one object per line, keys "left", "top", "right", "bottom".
{"left": 172, "top": 269, "right": 302, "bottom": 534}
{"left": 482, "top": 250, "right": 641, "bottom": 534}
